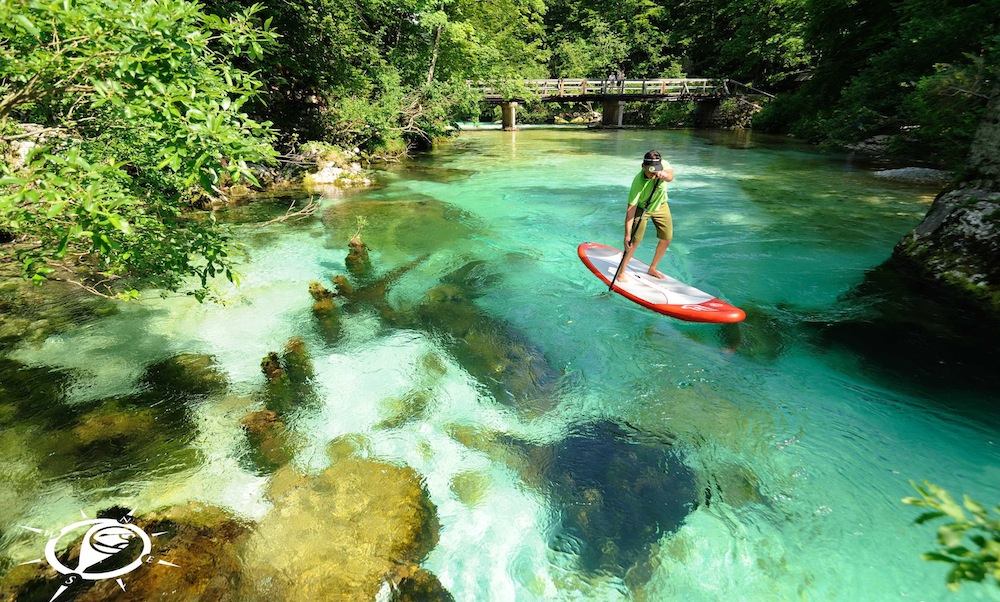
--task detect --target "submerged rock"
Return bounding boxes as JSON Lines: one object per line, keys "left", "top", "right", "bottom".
{"left": 143, "top": 353, "right": 227, "bottom": 397}
{"left": 0, "top": 357, "right": 75, "bottom": 429}
{"left": 386, "top": 566, "right": 456, "bottom": 601}
{"left": 241, "top": 456, "right": 444, "bottom": 601}
{"left": 451, "top": 419, "right": 705, "bottom": 584}
{"left": 346, "top": 235, "right": 372, "bottom": 278}
{"left": 377, "top": 387, "right": 434, "bottom": 430}
{"left": 716, "top": 305, "right": 790, "bottom": 362}
{"left": 0, "top": 278, "right": 117, "bottom": 353}
{"left": 321, "top": 196, "right": 476, "bottom": 261}
{"left": 81, "top": 503, "right": 251, "bottom": 602}
{"left": 44, "top": 394, "right": 202, "bottom": 484}
{"left": 545, "top": 421, "right": 698, "bottom": 576}
{"left": 412, "top": 272, "right": 560, "bottom": 412}
{"left": 72, "top": 404, "right": 156, "bottom": 446}
{"left": 0, "top": 354, "right": 208, "bottom": 491}
{"left": 450, "top": 470, "right": 492, "bottom": 508}
{"left": 0, "top": 503, "right": 252, "bottom": 602}
{"left": 260, "top": 338, "right": 318, "bottom": 415}
{"left": 812, "top": 259, "right": 1000, "bottom": 391}
{"left": 240, "top": 409, "right": 293, "bottom": 473}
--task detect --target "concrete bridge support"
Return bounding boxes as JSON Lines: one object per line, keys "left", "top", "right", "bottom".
{"left": 501, "top": 101, "right": 518, "bottom": 131}
{"left": 694, "top": 99, "right": 722, "bottom": 128}
{"left": 601, "top": 100, "right": 624, "bottom": 127}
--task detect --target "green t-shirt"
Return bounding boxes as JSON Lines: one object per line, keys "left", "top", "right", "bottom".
{"left": 627, "top": 164, "right": 671, "bottom": 212}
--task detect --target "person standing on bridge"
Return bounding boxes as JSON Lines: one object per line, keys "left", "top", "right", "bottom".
{"left": 616, "top": 150, "right": 674, "bottom": 282}
{"left": 617, "top": 68, "right": 625, "bottom": 91}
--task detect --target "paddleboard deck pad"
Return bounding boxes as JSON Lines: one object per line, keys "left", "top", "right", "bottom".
{"left": 578, "top": 242, "right": 745, "bottom": 323}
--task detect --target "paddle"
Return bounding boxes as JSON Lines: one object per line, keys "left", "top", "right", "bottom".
{"left": 609, "top": 179, "right": 660, "bottom": 291}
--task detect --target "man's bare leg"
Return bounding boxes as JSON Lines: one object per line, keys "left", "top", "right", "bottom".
{"left": 647, "top": 238, "right": 671, "bottom": 278}
{"left": 616, "top": 242, "right": 639, "bottom": 282}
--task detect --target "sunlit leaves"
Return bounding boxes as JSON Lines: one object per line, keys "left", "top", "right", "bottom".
{"left": 904, "top": 481, "right": 1000, "bottom": 591}
{"left": 761, "top": 0, "right": 998, "bottom": 164}
{"left": 0, "top": 0, "right": 278, "bottom": 299}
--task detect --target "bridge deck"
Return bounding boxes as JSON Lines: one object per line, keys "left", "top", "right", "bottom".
{"left": 471, "top": 78, "right": 741, "bottom": 103}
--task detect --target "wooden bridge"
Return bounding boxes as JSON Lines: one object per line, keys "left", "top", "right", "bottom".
{"left": 469, "top": 78, "right": 771, "bottom": 129}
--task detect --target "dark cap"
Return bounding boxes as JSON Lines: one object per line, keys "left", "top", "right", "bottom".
{"left": 642, "top": 150, "right": 663, "bottom": 173}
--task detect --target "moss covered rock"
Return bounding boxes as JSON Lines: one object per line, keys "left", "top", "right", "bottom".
{"left": 892, "top": 84, "right": 1000, "bottom": 319}
{"left": 892, "top": 187, "right": 1000, "bottom": 316}
{"left": 241, "top": 457, "right": 443, "bottom": 601}
{"left": 0, "top": 503, "right": 252, "bottom": 602}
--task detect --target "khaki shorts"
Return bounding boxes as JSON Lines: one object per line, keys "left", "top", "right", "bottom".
{"left": 633, "top": 203, "right": 672, "bottom": 244}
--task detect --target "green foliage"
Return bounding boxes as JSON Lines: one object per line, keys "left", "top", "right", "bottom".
{"left": 649, "top": 102, "right": 697, "bottom": 128}
{"left": 666, "top": 0, "right": 810, "bottom": 86}
{"left": 892, "top": 54, "right": 997, "bottom": 165}
{"left": 204, "top": 0, "right": 547, "bottom": 152}
{"left": 0, "top": 0, "right": 277, "bottom": 299}
{"left": 903, "top": 481, "right": 1000, "bottom": 591}
{"left": 550, "top": 15, "right": 629, "bottom": 78}
{"left": 544, "top": 0, "right": 679, "bottom": 78}
{"left": 770, "top": 0, "right": 999, "bottom": 166}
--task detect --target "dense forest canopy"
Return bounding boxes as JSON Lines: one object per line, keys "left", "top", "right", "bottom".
{"left": 0, "top": 0, "right": 997, "bottom": 296}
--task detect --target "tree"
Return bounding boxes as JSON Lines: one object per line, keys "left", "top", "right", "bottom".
{"left": 202, "top": 0, "right": 546, "bottom": 153}
{"left": 0, "top": 0, "right": 278, "bottom": 299}
{"left": 544, "top": 0, "right": 679, "bottom": 79}
{"left": 759, "top": 0, "right": 998, "bottom": 164}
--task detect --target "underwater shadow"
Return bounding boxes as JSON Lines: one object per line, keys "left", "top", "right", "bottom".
{"left": 808, "top": 257, "right": 1000, "bottom": 403}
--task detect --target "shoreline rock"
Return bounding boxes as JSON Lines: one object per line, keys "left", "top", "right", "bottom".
{"left": 873, "top": 167, "right": 952, "bottom": 184}
{"left": 890, "top": 84, "right": 1000, "bottom": 319}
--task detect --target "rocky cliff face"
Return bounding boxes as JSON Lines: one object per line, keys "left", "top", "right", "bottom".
{"left": 892, "top": 85, "right": 1000, "bottom": 318}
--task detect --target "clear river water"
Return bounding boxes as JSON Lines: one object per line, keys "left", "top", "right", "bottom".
{"left": 2, "top": 127, "right": 999, "bottom": 601}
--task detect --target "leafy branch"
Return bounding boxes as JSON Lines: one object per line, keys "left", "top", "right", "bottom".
{"left": 903, "top": 480, "right": 1000, "bottom": 591}
{"left": 0, "top": 0, "right": 279, "bottom": 300}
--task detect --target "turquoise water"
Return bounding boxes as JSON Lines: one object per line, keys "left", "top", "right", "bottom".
{"left": 3, "top": 128, "right": 999, "bottom": 600}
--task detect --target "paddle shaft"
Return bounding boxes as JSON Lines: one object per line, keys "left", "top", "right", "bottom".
{"left": 609, "top": 180, "right": 660, "bottom": 291}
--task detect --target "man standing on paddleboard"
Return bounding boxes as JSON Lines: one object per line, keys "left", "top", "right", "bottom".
{"left": 617, "top": 150, "right": 674, "bottom": 282}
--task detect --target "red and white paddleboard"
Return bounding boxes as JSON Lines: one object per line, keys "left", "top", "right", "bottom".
{"left": 578, "top": 242, "right": 745, "bottom": 323}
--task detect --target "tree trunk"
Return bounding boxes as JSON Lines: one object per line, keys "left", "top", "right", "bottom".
{"left": 426, "top": 23, "right": 442, "bottom": 86}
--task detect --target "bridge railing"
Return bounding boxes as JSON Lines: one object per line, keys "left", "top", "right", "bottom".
{"left": 469, "top": 78, "right": 732, "bottom": 100}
